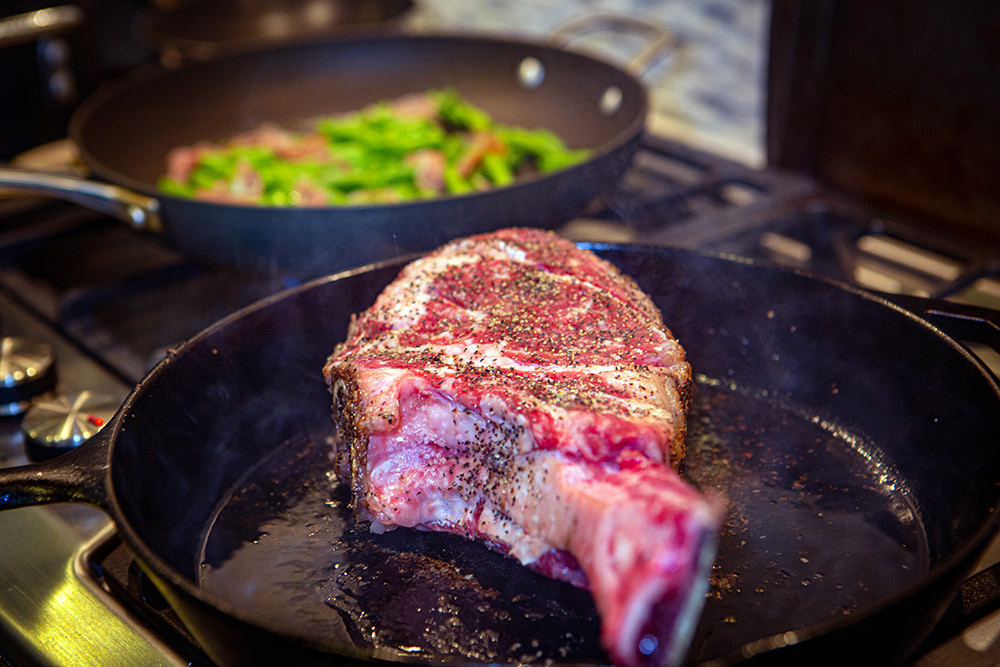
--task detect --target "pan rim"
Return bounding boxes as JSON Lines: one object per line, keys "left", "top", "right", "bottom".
{"left": 133, "top": 0, "right": 416, "bottom": 60}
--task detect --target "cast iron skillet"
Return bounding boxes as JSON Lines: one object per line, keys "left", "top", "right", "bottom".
{"left": 0, "top": 26, "right": 662, "bottom": 279}
{"left": 1, "top": 244, "right": 999, "bottom": 666}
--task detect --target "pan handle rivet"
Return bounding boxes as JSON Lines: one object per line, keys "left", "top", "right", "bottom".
{"left": 600, "top": 86, "right": 623, "bottom": 115}
{"left": 518, "top": 57, "right": 545, "bottom": 88}
{"left": 126, "top": 204, "right": 147, "bottom": 228}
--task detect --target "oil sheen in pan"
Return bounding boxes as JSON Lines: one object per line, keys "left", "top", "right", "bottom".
{"left": 683, "top": 375, "right": 928, "bottom": 663}
{"left": 196, "top": 433, "right": 604, "bottom": 663}
{"left": 197, "top": 378, "right": 929, "bottom": 664}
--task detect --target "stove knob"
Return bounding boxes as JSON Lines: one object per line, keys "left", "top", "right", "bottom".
{"left": 0, "top": 337, "right": 57, "bottom": 416}
{"left": 22, "top": 391, "right": 117, "bottom": 462}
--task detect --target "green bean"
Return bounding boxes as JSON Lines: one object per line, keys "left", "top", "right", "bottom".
{"left": 159, "top": 88, "right": 589, "bottom": 206}
{"left": 481, "top": 152, "right": 514, "bottom": 185}
{"left": 444, "top": 164, "right": 473, "bottom": 194}
{"left": 435, "top": 89, "right": 493, "bottom": 130}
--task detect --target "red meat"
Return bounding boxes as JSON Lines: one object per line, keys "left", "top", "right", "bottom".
{"left": 323, "top": 228, "right": 720, "bottom": 666}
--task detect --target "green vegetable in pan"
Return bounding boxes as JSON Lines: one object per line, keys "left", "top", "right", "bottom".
{"left": 158, "top": 89, "right": 589, "bottom": 207}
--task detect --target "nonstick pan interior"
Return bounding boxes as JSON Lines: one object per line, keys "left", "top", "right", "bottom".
{"left": 105, "top": 246, "right": 1000, "bottom": 665}
{"left": 72, "top": 35, "right": 645, "bottom": 195}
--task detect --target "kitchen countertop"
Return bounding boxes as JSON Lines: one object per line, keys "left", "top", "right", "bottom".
{"left": 403, "top": 0, "right": 770, "bottom": 168}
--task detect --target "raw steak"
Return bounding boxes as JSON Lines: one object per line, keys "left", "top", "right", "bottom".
{"left": 323, "top": 228, "right": 720, "bottom": 666}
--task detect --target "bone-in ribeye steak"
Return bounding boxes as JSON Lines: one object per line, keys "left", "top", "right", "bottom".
{"left": 323, "top": 228, "right": 720, "bottom": 667}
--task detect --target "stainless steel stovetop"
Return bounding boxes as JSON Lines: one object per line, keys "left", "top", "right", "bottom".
{"left": 1, "top": 134, "right": 999, "bottom": 666}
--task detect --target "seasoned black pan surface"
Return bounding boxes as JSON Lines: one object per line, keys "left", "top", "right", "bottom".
{"left": 192, "top": 367, "right": 929, "bottom": 664}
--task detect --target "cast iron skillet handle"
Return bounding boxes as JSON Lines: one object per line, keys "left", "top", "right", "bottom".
{"left": 0, "top": 425, "right": 111, "bottom": 511}
{"left": 874, "top": 291, "right": 1000, "bottom": 354}
{"left": 549, "top": 13, "right": 679, "bottom": 77}
{"left": 0, "top": 167, "right": 163, "bottom": 233}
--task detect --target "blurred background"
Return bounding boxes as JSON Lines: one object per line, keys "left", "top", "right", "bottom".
{"left": 0, "top": 0, "right": 770, "bottom": 166}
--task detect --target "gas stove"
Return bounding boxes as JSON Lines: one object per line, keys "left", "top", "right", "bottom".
{"left": 0, "top": 133, "right": 999, "bottom": 666}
